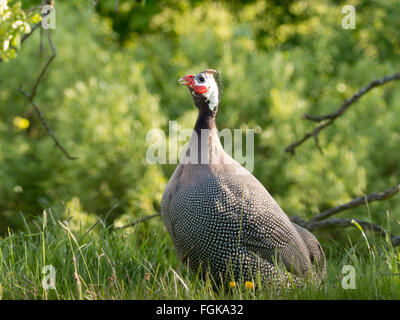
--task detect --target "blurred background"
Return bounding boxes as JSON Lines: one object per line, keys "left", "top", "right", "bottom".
{"left": 0, "top": 0, "right": 399, "bottom": 241}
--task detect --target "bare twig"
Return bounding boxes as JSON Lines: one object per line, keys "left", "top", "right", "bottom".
{"left": 81, "top": 204, "right": 119, "bottom": 239}
{"left": 284, "top": 120, "right": 330, "bottom": 155}
{"left": 32, "top": 30, "right": 55, "bottom": 99}
{"left": 19, "top": 29, "right": 77, "bottom": 160}
{"left": 2, "top": 1, "right": 75, "bottom": 159}
{"left": 311, "top": 184, "right": 400, "bottom": 222}
{"left": 39, "top": 26, "right": 45, "bottom": 57}
{"left": 284, "top": 73, "right": 400, "bottom": 154}
{"left": 20, "top": 96, "right": 77, "bottom": 160}
{"left": 115, "top": 213, "right": 161, "bottom": 230}
{"left": 21, "top": 23, "right": 41, "bottom": 44}
{"left": 291, "top": 216, "right": 400, "bottom": 247}
{"left": 290, "top": 184, "right": 400, "bottom": 247}
{"left": 22, "top": 0, "right": 52, "bottom": 46}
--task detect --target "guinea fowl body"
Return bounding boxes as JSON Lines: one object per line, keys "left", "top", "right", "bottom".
{"left": 161, "top": 70, "right": 326, "bottom": 286}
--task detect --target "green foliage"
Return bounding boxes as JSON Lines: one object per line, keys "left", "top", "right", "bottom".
{"left": 0, "top": 0, "right": 399, "bottom": 243}
{"left": 0, "top": 2, "right": 166, "bottom": 231}
{"left": 0, "top": 0, "right": 41, "bottom": 61}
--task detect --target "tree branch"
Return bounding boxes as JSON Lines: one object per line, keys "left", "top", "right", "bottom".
{"left": 311, "top": 184, "right": 400, "bottom": 222}
{"left": 291, "top": 216, "right": 400, "bottom": 247}
{"left": 290, "top": 184, "right": 400, "bottom": 247}
{"left": 81, "top": 204, "right": 119, "bottom": 239}
{"left": 284, "top": 73, "right": 400, "bottom": 154}
{"left": 19, "top": 29, "right": 77, "bottom": 160}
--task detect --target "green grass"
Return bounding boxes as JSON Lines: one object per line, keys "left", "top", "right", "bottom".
{"left": 0, "top": 208, "right": 399, "bottom": 300}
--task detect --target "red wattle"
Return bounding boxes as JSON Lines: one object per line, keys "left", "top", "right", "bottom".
{"left": 193, "top": 85, "right": 208, "bottom": 94}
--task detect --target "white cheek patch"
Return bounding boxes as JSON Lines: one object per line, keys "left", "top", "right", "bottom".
{"left": 194, "top": 75, "right": 219, "bottom": 111}
{"left": 205, "top": 89, "right": 218, "bottom": 111}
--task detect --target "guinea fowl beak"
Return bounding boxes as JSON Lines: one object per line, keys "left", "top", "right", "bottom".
{"left": 178, "top": 77, "right": 187, "bottom": 85}
{"left": 178, "top": 75, "right": 194, "bottom": 86}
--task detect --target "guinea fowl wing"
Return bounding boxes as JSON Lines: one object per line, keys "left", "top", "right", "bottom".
{"left": 220, "top": 170, "right": 313, "bottom": 276}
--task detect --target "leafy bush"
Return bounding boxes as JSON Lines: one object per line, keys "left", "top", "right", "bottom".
{"left": 0, "top": 2, "right": 166, "bottom": 231}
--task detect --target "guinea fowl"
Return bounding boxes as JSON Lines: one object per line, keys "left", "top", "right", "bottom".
{"left": 161, "top": 69, "right": 326, "bottom": 287}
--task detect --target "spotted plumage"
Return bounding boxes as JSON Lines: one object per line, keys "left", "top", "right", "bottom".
{"left": 161, "top": 69, "right": 326, "bottom": 287}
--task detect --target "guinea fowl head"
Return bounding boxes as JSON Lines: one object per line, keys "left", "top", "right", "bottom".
{"left": 178, "top": 69, "right": 221, "bottom": 117}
